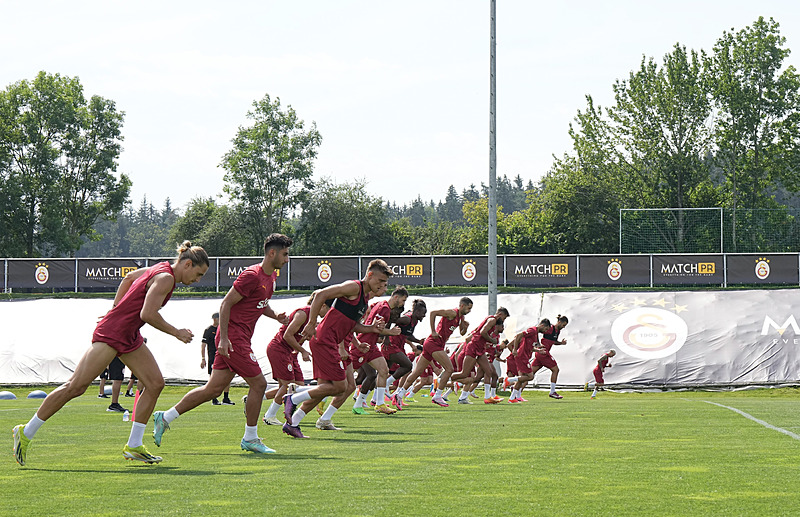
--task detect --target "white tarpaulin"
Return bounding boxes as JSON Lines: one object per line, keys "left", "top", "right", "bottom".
{"left": 0, "top": 290, "right": 798, "bottom": 386}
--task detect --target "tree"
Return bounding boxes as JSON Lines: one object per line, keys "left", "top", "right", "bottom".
{"left": 295, "top": 178, "right": 393, "bottom": 255}
{"left": 709, "top": 17, "right": 800, "bottom": 249}
{"left": 0, "top": 71, "right": 130, "bottom": 256}
{"left": 221, "top": 94, "right": 321, "bottom": 254}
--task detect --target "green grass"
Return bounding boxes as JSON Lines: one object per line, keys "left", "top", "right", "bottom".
{"left": 2, "top": 387, "right": 800, "bottom": 516}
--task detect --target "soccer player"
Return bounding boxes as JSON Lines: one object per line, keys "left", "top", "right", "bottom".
{"left": 152, "top": 234, "right": 292, "bottom": 454}
{"left": 587, "top": 349, "right": 616, "bottom": 398}
{"left": 351, "top": 287, "right": 407, "bottom": 414}
{"left": 386, "top": 299, "right": 427, "bottom": 409}
{"left": 451, "top": 308, "right": 509, "bottom": 404}
{"left": 507, "top": 319, "right": 550, "bottom": 403}
{"left": 397, "top": 297, "right": 473, "bottom": 407}
{"left": 261, "top": 295, "right": 330, "bottom": 425}
{"left": 12, "top": 242, "right": 209, "bottom": 466}
{"left": 534, "top": 314, "right": 569, "bottom": 399}
{"left": 282, "top": 259, "right": 393, "bottom": 438}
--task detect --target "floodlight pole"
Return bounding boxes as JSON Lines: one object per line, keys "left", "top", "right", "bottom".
{"left": 488, "top": 0, "right": 498, "bottom": 314}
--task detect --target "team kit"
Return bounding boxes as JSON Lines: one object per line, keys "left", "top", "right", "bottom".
{"left": 12, "top": 234, "right": 614, "bottom": 466}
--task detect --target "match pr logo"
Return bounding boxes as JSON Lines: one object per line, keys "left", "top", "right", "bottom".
{"left": 317, "top": 261, "right": 332, "bottom": 283}
{"left": 461, "top": 259, "right": 477, "bottom": 282}
{"left": 34, "top": 262, "right": 49, "bottom": 285}
{"left": 607, "top": 259, "right": 622, "bottom": 281}
{"left": 755, "top": 258, "right": 771, "bottom": 280}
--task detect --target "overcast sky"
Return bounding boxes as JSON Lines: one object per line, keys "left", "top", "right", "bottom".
{"left": 3, "top": 1, "right": 800, "bottom": 212}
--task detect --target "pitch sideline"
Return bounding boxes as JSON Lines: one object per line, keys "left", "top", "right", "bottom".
{"left": 702, "top": 400, "right": 800, "bottom": 441}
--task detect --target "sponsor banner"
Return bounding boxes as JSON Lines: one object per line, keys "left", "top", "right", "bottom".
{"left": 6, "top": 259, "right": 75, "bottom": 289}
{"left": 506, "top": 255, "right": 577, "bottom": 287}
{"left": 361, "top": 256, "right": 431, "bottom": 286}
{"left": 579, "top": 255, "right": 650, "bottom": 287}
{"left": 652, "top": 255, "right": 724, "bottom": 285}
{"left": 78, "top": 259, "right": 145, "bottom": 289}
{"left": 149, "top": 257, "right": 218, "bottom": 288}
{"left": 726, "top": 254, "right": 799, "bottom": 285}
{"left": 433, "top": 256, "right": 502, "bottom": 286}
{"left": 217, "top": 258, "right": 288, "bottom": 289}
{"left": 289, "top": 257, "right": 360, "bottom": 288}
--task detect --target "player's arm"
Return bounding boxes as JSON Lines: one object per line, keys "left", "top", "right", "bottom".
{"left": 353, "top": 317, "right": 386, "bottom": 335}
{"left": 510, "top": 332, "right": 523, "bottom": 355}
{"left": 479, "top": 317, "right": 498, "bottom": 344}
{"left": 140, "top": 273, "right": 193, "bottom": 343}
{"left": 301, "top": 281, "right": 361, "bottom": 340}
{"left": 262, "top": 302, "right": 288, "bottom": 325}
{"left": 283, "top": 311, "right": 311, "bottom": 361}
{"left": 459, "top": 318, "right": 469, "bottom": 336}
{"left": 429, "top": 309, "right": 455, "bottom": 337}
{"left": 217, "top": 286, "right": 244, "bottom": 357}
{"left": 200, "top": 341, "right": 206, "bottom": 369}
{"left": 112, "top": 266, "right": 148, "bottom": 307}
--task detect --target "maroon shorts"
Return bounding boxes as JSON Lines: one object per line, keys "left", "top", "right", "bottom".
{"left": 92, "top": 332, "right": 144, "bottom": 356}
{"left": 309, "top": 338, "right": 346, "bottom": 382}
{"left": 382, "top": 340, "right": 405, "bottom": 356}
{"left": 212, "top": 342, "right": 262, "bottom": 379}
{"left": 267, "top": 343, "right": 304, "bottom": 382}
{"left": 506, "top": 355, "right": 518, "bottom": 377}
{"left": 351, "top": 343, "right": 384, "bottom": 369}
{"left": 465, "top": 341, "right": 486, "bottom": 359}
{"left": 593, "top": 366, "right": 604, "bottom": 384}
{"left": 454, "top": 350, "right": 466, "bottom": 372}
{"left": 531, "top": 352, "right": 557, "bottom": 370}
{"left": 422, "top": 336, "right": 446, "bottom": 362}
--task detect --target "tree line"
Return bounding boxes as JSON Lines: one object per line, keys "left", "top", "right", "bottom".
{"left": 3, "top": 17, "right": 800, "bottom": 259}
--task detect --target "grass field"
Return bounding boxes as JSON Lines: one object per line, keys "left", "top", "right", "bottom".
{"left": 2, "top": 386, "right": 800, "bottom": 516}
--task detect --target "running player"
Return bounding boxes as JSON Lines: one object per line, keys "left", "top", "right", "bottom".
{"left": 351, "top": 287, "right": 407, "bottom": 414}
{"left": 151, "top": 233, "right": 292, "bottom": 454}
{"left": 282, "top": 259, "right": 393, "bottom": 438}
{"left": 386, "top": 299, "right": 427, "bottom": 409}
{"left": 261, "top": 295, "right": 330, "bottom": 425}
{"left": 397, "top": 297, "right": 473, "bottom": 407}
{"left": 12, "top": 242, "right": 209, "bottom": 466}
{"left": 587, "top": 349, "right": 615, "bottom": 398}
{"left": 451, "top": 308, "right": 509, "bottom": 403}
{"left": 508, "top": 319, "right": 550, "bottom": 403}
{"left": 534, "top": 314, "right": 569, "bottom": 399}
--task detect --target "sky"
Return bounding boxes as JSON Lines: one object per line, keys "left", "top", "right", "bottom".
{"left": 3, "top": 1, "right": 800, "bottom": 213}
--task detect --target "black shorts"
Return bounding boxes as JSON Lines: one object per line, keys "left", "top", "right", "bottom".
{"left": 105, "top": 357, "right": 125, "bottom": 381}
{"left": 207, "top": 350, "right": 216, "bottom": 375}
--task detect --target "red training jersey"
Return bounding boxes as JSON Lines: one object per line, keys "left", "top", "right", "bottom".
{"left": 268, "top": 306, "right": 310, "bottom": 354}
{"left": 316, "top": 280, "right": 369, "bottom": 347}
{"left": 93, "top": 261, "right": 175, "bottom": 347}
{"left": 218, "top": 264, "right": 276, "bottom": 348}
{"left": 357, "top": 300, "right": 391, "bottom": 346}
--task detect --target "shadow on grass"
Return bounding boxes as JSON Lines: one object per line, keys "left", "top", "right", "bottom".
{"left": 26, "top": 466, "right": 218, "bottom": 475}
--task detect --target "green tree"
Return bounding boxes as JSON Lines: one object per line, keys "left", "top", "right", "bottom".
{"left": 295, "top": 178, "right": 393, "bottom": 255}
{"left": 221, "top": 94, "right": 321, "bottom": 254}
{"left": 0, "top": 71, "right": 130, "bottom": 257}
{"left": 709, "top": 17, "right": 800, "bottom": 249}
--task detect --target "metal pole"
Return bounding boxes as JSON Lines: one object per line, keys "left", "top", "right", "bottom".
{"left": 488, "top": 0, "right": 498, "bottom": 314}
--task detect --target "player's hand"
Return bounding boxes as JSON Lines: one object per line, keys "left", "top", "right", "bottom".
{"left": 431, "top": 331, "right": 440, "bottom": 339}
{"left": 357, "top": 341, "right": 370, "bottom": 353}
{"left": 218, "top": 337, "right": 232, "bottom": 357}
{"left": 386, "top": 327, "right": 401, "bottom": 336}
{"left": 200, "top": 358, "right": 206, "bottom": 369}
{"left": 560, "top": 339, "right": 567, "bottom": 345}
{"left": 175, "top": 329, "right": 193, "bottom": 343}
{"left": 300, "top": 350, "right": 311, "bottom": 362}
{"left": 275, "top": 312, "right": 289, "bottom": 325}
{"left": 339, "top": 348, "right": 349, "bottom": 360}
{"left": 301, "top": 323, "right": 317, "bottom": 341}
{"left": 373, "top": 317, "right": 386, "bottom": 333}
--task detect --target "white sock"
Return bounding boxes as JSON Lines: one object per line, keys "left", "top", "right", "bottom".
{"left": 354, "top": 393, "right": 367, "bottom": 408}
{"left": 294, "top": 385, "right": 312, "bottom": 393}
{"left": 588, "top": 381, "right": 596, "bottom": 388}
{"left": 376, "top": 387, "right": 386, "bottom": 404}
{"left": 321, "top": 404, "right": 338, "bottom": 421}
{"left": 23, "top": 415, "right": 45, "bottom": 440}
{"left": 592, "top": 388, "right": 598, "bottom": 396}
{"left": 265, "top": 401, "right": 281, "bottom": 419}
{"left": 484, "top": 384, "right": 491, "bottom": 399}
{"left": 395, "top": 387, "right": 405, "bottom": 399}
{"left": 368, "top": 390, "right": 376, "bottom": 403}
{"left": 126, "top": 422, "right": 146, "bottom": 448}
{"left": 507, "top": 376, "right": 519, "bottom": 384}
{"left": 512, "top": 389, "right": 520, "bottom": 399}
{"left": 443, "top": 388, "right": 453, "bottom": 398}
{"left": 291, "top": 390, "right": 312, "bottom": 405}
{"left": 385, "top": 375, "right": 395, "bottom": 390}
{"left": 491, "top": 387, "right": 497, "bottom": 397}
{"left": 164, "top": 406, "right": 180, "bottom": 424}
{"left": 434, "top": 389, "right": 443, "bottom": 398}
{"left": 243, "top": 424, "right": 259, "bottom": 441}
{"left": 291, "top": 408, "right": 306, "bottom": 427}
{"left": 550, "top": 382, "right": 556, "bottom": 394}
{"left": 459, "top": 388, "right": 469, "bottom": 400}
